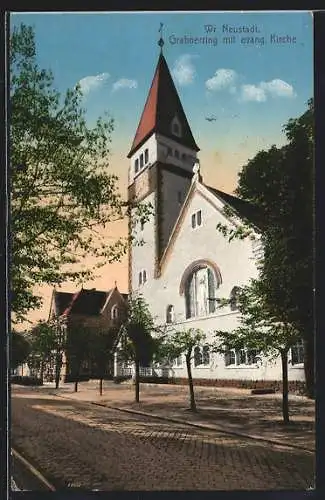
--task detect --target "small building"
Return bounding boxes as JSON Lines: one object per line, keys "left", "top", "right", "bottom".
{"left": 48, "top": 286, "right": 127, "bottom": 382}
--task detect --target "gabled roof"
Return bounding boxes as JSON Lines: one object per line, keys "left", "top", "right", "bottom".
{"left": 158, "top": 179, "right": 263, "bottom": 275}
{"left": 204, "top": 185, "right": 265, "bottom": 230}
{"left": 127, "top": 53, "right": 199, "bottom": 158}
{"left": 62, "top": 289, "right": 110, "bottom": 316}
{"left": 54, "top": 291, "right": 75, "bottom": 316}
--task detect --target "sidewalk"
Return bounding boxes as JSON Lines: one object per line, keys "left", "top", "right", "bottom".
{"left": 32, "top": 380, "right": 315, "bottom": 452}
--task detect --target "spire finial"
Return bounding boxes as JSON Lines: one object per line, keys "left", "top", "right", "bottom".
{"left": 158, "top": 22, "right": 164, "bottom": 53}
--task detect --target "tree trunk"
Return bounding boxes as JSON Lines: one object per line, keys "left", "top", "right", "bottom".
{"left": 303, "top": 336, "right": 315, "bottom": 399}
{"left": 55, "top": 353, "right": 62, "bottom": 389}
{"left": 135, "top": 358, "right": 140, "bottom": 403}
{"left": 281, "top": 350, "right": 290, "bottom": 424}
{"left": 40, "top": 361, "right": 44, "bottom": 384}
{"left": 186, "top": 351, "right": 196, "bottom": 412}
{"left": 99, "top": 378, "right": 103, "bottom": 396}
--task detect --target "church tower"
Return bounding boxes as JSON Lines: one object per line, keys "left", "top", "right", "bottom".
{"left": 128, "top": 35, "right": 200, "bottom": 293}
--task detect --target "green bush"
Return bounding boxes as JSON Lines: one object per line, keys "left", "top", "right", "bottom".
{"left": 11, "top": 375, "right": 43, "bottom": 386}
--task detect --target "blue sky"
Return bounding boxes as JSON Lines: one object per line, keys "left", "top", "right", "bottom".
{"left": 10, "top": 11, "right": 314, "bottom": 319}
{"left": 11, "top": 11, "right": 313, "bottom": 192}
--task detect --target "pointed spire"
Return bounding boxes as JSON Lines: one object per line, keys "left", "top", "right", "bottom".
{"left": 127, "top": 46, "right": 199, "bottom": 158}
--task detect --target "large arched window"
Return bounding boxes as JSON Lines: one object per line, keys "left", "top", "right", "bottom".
{"left": 181, "top": 261, "right": 222, "bottom": 319}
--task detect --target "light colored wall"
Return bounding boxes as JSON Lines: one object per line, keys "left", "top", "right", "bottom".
{"left": 131, "top": 183, "right": 305, "bottom": 383}
{"left": 156, "top": 133, "right": 198, "bottom": 172}
{"left": 128, "top": 134, "right": 157, "bottom": 186}
{"left": 131, "top": 191, "right": 156, "bottom": 293}
{"left": 160, "top": 169, "right": 192, "bottom": 252}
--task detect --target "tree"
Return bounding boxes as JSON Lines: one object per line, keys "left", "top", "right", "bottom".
{"left": 119, "top": 295, "right": 156, "bottom": 403}
{"left": 10, "top": 24, "right": 151, "bottom": 323}
{"left": 66, "top": 324, "right": 91, "bottom": 392}
{"left": 27, "top": 320, "right": 59, "bottom": 383}
{"left": 213, "top": 281, "right": 302, "bottom": 424}
{"left": 158, "top": 328, "right": 206, "bottom": 412}
{"left": 11, "top": 330, "right": 31, "bottom": 370}
{"left": 89, "top": 327, "right": 119, "bottom": 396}
{"left": 216, "top": 99, "right": 314, "bottom": 398}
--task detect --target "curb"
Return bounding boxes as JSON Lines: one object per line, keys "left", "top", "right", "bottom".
{"left": 12, "top": 448, "right": 56, "bottom": 491}
{"left": 49, "top": 392, "right": 315, "bottom": 454}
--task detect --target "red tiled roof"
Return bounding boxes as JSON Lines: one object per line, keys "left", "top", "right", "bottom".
{"left": 128, "top": 53, "right": 199, "bottom": 157}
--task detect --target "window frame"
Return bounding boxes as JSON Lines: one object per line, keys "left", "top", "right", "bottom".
{"left": 144, "top": 148, "right": 149, "bottom": 164}
{"left": 191, "top": 210, "right": 202, "bottom": 230}
{"left": 185, "top": 265, "right": 220, "bottom": 319}
{"left": 135, "top": 158, "right": 139, "bottom": 174}
{"left": 166, "top": 304, "right": 174, "bottom": 324}
{"left": 173, "top": 122, "right": 180, "bottom": 136}
{"left": 291, "top": 339, "right": 304, "bottom": 365}
{"left": 111, "top": 305, "right": 119, "bottom": 320}
{"left": 140, "top": 153, "right": 144, "bottom": 168}
{"left": 225, "top": 348, "right": 259, "bottom": 367}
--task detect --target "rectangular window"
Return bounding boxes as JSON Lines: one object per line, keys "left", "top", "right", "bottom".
{"left": 191, "top": 210, "right": 202, "bottom": 229}
{"left": 135, "top": 159, "right": 139, "bottom": 173}
{"left": 140, "top": 154, "right": 144, "bottom": 168}
{"left": 291, "top": 340, "right": 304, "bottom": 365}
{"left": 175, "top": 355, "right": 182, "bottom": 367}
{"left": 225, "top": 350, "right": 236, "bottom": 366}
{"left": 247, "top": 349, "right": 258, "bottom": 365}
{"left": 144, "top": 149, "right": 149, "bottom": 164}
{"left": 167, "top": 146, "right": 173, "bottom": 156}
{"left": 174, "top": 150, "right": 180, "bottom": 159}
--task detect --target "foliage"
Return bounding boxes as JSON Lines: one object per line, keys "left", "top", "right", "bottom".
{"left": 66, "top": 324, "right": 92, "bottom": 384}
{"left": 11, "top": 330, "right": 31, "bottom": 369}
{"left": 90, "top": 327, "right": 118, "bottom": 377}
{"left": 213, "top": 280, "right": 302, "bottom": 423}
{"left": 215, "top": 99, "right": 314, "bottom": 397}
{"left": 158, "top": 328, "right": 206, "bottom": 362}
{"left": 10, "top": 24, "right": 152, "bottom": 323}
{"left": 213, "top": 281, "right": 301, "bottom": 357}
{"left": 11, "top": 375, "right": 43, "bottom": 386}
{"left": 26, "top": 320, "right": 59, "bottom": 376}
{"left": 119, "top": 295, "right": 157, "bottom": 366}
{"left": 158, "top": 327, "right": 206, "bottom": 411}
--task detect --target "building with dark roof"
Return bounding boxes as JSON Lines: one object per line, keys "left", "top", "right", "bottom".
{"left": 48, "top": 286, "right": 127, "bottom": 383}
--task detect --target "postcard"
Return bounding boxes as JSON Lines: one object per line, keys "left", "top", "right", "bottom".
{"left": 9, "top": 10, "right": 314, "bottom": 492}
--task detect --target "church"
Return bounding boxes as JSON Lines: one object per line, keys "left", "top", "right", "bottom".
{"left": 116, "top": 38, "right": 305, "bottom": 391}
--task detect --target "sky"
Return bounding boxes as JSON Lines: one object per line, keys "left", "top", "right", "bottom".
{"left": 10, "top": 11, "right": 313, "bottom": 325}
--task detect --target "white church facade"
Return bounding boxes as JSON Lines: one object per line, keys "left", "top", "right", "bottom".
{"left": 116, "top": 44, "right": 305, "bottom": 391}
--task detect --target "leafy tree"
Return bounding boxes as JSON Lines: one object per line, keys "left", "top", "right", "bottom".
{"left": 66, "top": 324, "right": 92, "bottom": 392}
{"left": 89, "top": 327, "right": 119, "bottom": 396}
{"left": 10, "top": 24, "right": 151, "bottom": 323}
{"left": 27, "top": 320, "right": 59, "bottom": 383}
{"left": 158, "top": 328, "right": 206, "bottom": 412}
{"left": 11, "top": 330, "right": 31, "bottom": 370}
{"left": 118, "top": 295, "right": 157, "bottom": 403}
{"left": 216, "top": 99, "right": 314, "bottom": 398}
{"left": 213, "top": 281, "right": 302, "bottom": 424}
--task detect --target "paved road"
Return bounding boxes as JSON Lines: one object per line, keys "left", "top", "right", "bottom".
{"left": 11, "top": 388, "right": 314, "bottom": 491}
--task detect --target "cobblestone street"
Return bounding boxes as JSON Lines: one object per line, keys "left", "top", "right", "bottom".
{"left": 12, "top": 387, "right": 314, "bottom": 491}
